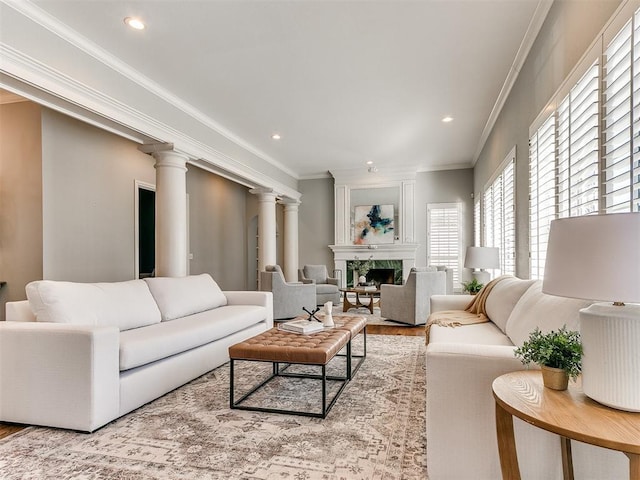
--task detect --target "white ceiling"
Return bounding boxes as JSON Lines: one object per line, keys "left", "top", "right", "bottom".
{"left": 29, "top": 0, "right": 549, "bottom": 179}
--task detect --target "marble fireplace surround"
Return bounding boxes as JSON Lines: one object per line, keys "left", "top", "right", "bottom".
{"left": 329, "top": 244, "right": 418, "bottom": 289}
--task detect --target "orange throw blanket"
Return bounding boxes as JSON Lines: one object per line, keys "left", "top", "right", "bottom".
{"left": 425, "top": 275, "right": 509, "bottom": 344}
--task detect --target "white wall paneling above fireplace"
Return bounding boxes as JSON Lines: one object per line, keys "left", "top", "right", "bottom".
{"left": 329, "top": 167, "right": 418, "bottom": 287}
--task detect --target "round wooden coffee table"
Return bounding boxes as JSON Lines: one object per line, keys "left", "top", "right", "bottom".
{"left": 340, "top": 287, "right": 380, "bottom": 314}
{"left": 492, "top": 370, "right": 640, "bottom": 480}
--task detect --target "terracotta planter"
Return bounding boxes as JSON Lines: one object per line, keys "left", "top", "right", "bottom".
{"left": 541, "top": 365, "right": 569, "bottom": 391}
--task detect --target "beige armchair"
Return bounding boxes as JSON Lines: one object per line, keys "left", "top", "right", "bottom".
{"left": 380, "top": 267, "right": 447, "bottom": 325}
{"left": 260, "top": 265, "right": 316, "bottom": 320}
{"left": 430, "top": 265, "right": 454, "bottom": 294}
{"left": 298, "top": 264, "right": 340, "bottom": 306}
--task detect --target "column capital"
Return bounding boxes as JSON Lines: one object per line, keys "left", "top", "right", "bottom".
{"left": 279, "top": 197, "right": 301, "bottom": 211}
{"left": 250, "top": 187, "right": 278, "bottom": 202}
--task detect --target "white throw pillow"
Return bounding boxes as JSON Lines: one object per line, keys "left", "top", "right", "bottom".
{"left": 485, "top": 277, "right": 538, "bottom": 333}
{"left": 26, "top": 279, "right": 162, "bottom": 331}
{"left": 144, "top": 274, "right": 227, "bottom": 321}
{"left": 505, "top": 281, "right": 592, "bottom": 347}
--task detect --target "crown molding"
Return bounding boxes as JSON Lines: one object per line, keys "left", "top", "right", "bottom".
{"left": 1, "top": 0, "right": 300, "bottom": 181}
{"left": 0, "top": 45, "right": 301, "bottom": 201}
{"left": 330, "top": 166, "right": 417, "bottom": 186}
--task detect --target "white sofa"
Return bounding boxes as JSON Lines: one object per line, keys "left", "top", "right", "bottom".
{"left": 426, "top": 277, "right": 628, "bottom": 480}
{"left": 0, "top": 274, "right": 273, "bottom": 432}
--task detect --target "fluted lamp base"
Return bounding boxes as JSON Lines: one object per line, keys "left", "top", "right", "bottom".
{"left": 471, "top": 270, "right": 490, "bottom": 285}
{"left": 581, "top": 302, "right": 640, "bottom": 412}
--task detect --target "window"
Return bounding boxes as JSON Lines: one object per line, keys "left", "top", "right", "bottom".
{"left": 557, "top": 62, "right": 600, "bottom": 218}
{"left": 473, "top": 198, "right": 481, "bottom": 247}
{"left": 483, "top": 152, "right": 516, "bottom": 277}
{"left": 603, "top": 14, "right": 640, "bottom": 213}
{"left": 427, "top": 203, "right": 463, "bottom": 291}
{"left": 529, "top": 61, "right": 599, "bottom": 279}
{"left": 529, "top": 116, "right": 556, "bottom": 280}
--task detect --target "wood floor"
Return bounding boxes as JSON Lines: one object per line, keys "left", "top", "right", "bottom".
{"left": 0, "top": 324, "right": 424, "bottom": 440}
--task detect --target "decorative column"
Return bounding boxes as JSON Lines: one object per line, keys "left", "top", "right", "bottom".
{"left": 250, "top": 188, "right": 278, "bottom": 276}
{"left": 139, "top": 144, "right": 189, "bottom": 277}
{"left": 280, "top": 197, "right": 300, "bottom": 282}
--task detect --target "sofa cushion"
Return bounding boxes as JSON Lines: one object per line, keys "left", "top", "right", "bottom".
{"left": 505, "top": 281, "right": 592, "bottom": 347}
{"left": 119, "top": 305, "right": 267, "bottom": 370}
{"left": 144, "top": 274, "right": 227, "bottom": 321}
{"left": 316, "top": 283, "right": 339, "bottom": 294}
{"left": 485, "top": 277, "right": 537, "bottom": 333}
{"left": 303, "top": 265, "right": 328, "bottom": 283}
{"left": 26, "top": 279, "right": 161, "bottom": 331}
{"left": 428, "top": 321, "right": 514, "bottom": 346}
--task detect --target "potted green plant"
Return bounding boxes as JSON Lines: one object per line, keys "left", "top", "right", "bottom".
{"left": 514, "top": 326, "right": 583, "bottom": 391}
{"left": 462, "top": 278, "right": 483, "bottom": 294}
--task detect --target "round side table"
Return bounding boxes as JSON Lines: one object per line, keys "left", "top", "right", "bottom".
{"left": 492, "top": 370, "right": 640, "bottom": 480}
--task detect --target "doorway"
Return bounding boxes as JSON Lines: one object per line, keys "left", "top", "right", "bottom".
{"left": 135, "top": 181, "right": 155, "bottom": 279}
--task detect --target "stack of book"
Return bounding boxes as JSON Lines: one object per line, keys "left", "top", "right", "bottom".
{"left": 279, "top": 319, "right": 325, "bottom": 334}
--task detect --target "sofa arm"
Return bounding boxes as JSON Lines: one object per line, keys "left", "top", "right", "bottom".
{"left": 430, "top": 294, "right": 473, "bottom": 313}
{"left": 224, "top": 291, "right": 274, "bottom": 329}
{"left": 5, "top": 300, "right": 35, "bottom": 322}
{"left": 0, "top": 322, "right": 120, "bottom": 432}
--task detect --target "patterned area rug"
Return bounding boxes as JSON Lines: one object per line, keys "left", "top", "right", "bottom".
{"left": 0, "top": 335, "right": 426, "bottom": 479}
{"left": 336, "top": 303, "right": 415, "bottom": 327}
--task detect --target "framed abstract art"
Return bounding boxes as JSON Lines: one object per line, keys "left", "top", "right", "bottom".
{"left": 353, "top": 204, "right": 395, "bottom": 244}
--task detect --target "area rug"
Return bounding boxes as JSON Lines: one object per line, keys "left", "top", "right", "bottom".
{"left": 0, "top": 335, "right": 426, "bottom": 480}
{"left": 336, "top": 304, "right": 416, "bottom": 327}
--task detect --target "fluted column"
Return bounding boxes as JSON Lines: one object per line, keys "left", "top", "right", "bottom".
{"left": 142, "top": 146, "right": 189, "bottom": 277}
{"left": 280, "top": 198, "right": 300, "bottom": 282}
{"left": 250, "top": 188, "right": 278, "bottom": 276}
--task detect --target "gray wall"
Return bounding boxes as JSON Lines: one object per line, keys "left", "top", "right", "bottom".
{"left": 186, "top": 166, "right": 249, "bottom": 290}
{"left": 41, "top": 108, "right": 156, "bottom": 281}
{"left": 474, "top": 0, "right": 622, "bottom": 278}
{"left": 0, "top": 102, "right": 43, "bottom": 319}
{"left": 298, "top": 178, "right": 335, "bottom": 269}
{"left": 415, "top": 169, "right": 474, "bottom": 278}
{"left": 298, "top": 172, "right": 474, "bottom": 282}
{"left": 4, "top": 107, "right": 253, "bottom": 294}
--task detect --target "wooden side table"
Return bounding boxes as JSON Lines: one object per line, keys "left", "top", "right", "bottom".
{"left": 492, "top": 371, "right": 640, "bottom": 480}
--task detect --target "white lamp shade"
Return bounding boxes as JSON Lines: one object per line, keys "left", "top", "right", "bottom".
{"left": 464, "top": 246, "right": 500, "bottom": 269}
{"left": 542, "top": 213, "right": 640, "bottom": 304}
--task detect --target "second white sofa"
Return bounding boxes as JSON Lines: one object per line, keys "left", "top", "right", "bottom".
{"left": 426, "top": 276, "right": 628, "bottom": 480}
{"left": 0, "top": 274, "right": 273, "bottom": 432}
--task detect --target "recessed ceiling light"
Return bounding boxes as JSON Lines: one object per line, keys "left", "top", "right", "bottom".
{"left": 124, "top": 17, "right": 145, "bottom": 30}
{"left": 366, "top": 160, "right": 373, "bottom": 165}
{"left": 442, "top": 116, "right": 454, "bottom": 123}
{"left": 271, "top": 133, "right": 281, "bottom": 140}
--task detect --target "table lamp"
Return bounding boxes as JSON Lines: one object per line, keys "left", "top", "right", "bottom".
{"left": 543, "top": 213, "right": 640, "bottom": 411}
{"left": 464, "top": 246, "right": 500, "bottom": 284}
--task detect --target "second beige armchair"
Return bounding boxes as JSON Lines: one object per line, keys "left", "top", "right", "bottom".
{"left": 260, "top": 265, "right": 316, "bottom": 320}
{"left": 380, "top": 267, "right": 447, "bottom": 325}
{"left": 298, "top": 264, "right": 341, "bottom": 306}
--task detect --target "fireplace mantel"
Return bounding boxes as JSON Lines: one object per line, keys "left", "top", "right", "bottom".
{"left": 329, "top": 244, "right": 418, "bottom": 287}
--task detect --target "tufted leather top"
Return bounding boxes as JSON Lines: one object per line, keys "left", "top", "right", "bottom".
{"left": 229, "top": 327, "right": 350, "bottom": 364}
{"left": 333, "top": 316, "right": 367, "bottom": 337}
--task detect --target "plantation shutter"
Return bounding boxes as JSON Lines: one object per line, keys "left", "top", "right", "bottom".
{"left": 529, "top": 115, "right": 556, "bottom": 280}
{"left": 427, "top": 203, "right": 462, "bottom": 291}
{"left": 474, "top": 198, "right": 481, "bottom": 247}
{"left": 603, "top": 15, "right": 640, "bottom": 212}
{"left": 557, "top": 62, "right": 600, "bottom": 217}
{"left": 483, "top": 157, "right": 515, "bottom": 277}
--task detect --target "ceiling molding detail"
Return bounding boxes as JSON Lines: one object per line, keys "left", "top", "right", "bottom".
{"left": 472, "top": 0, "right": 554, "bottom": 165}
{"left": 1, "top": 0, "right": 301, "bottom": 182}
{"left": 330, "top": 166, "right": 417, "bottom": 186}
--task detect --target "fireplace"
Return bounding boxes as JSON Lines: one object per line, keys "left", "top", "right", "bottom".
{"left": 330, "top": 244, "right": 418, "bottom": 288}
{"left": 367, "top": 268, "right": 394, "bottom": 287}
{"left": 346, "top": 259, "right": 403, "bottom": 287}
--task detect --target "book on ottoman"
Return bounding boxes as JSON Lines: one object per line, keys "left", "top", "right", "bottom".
{"left": 280, "top": 319, "right": 324, "bottom": 334}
